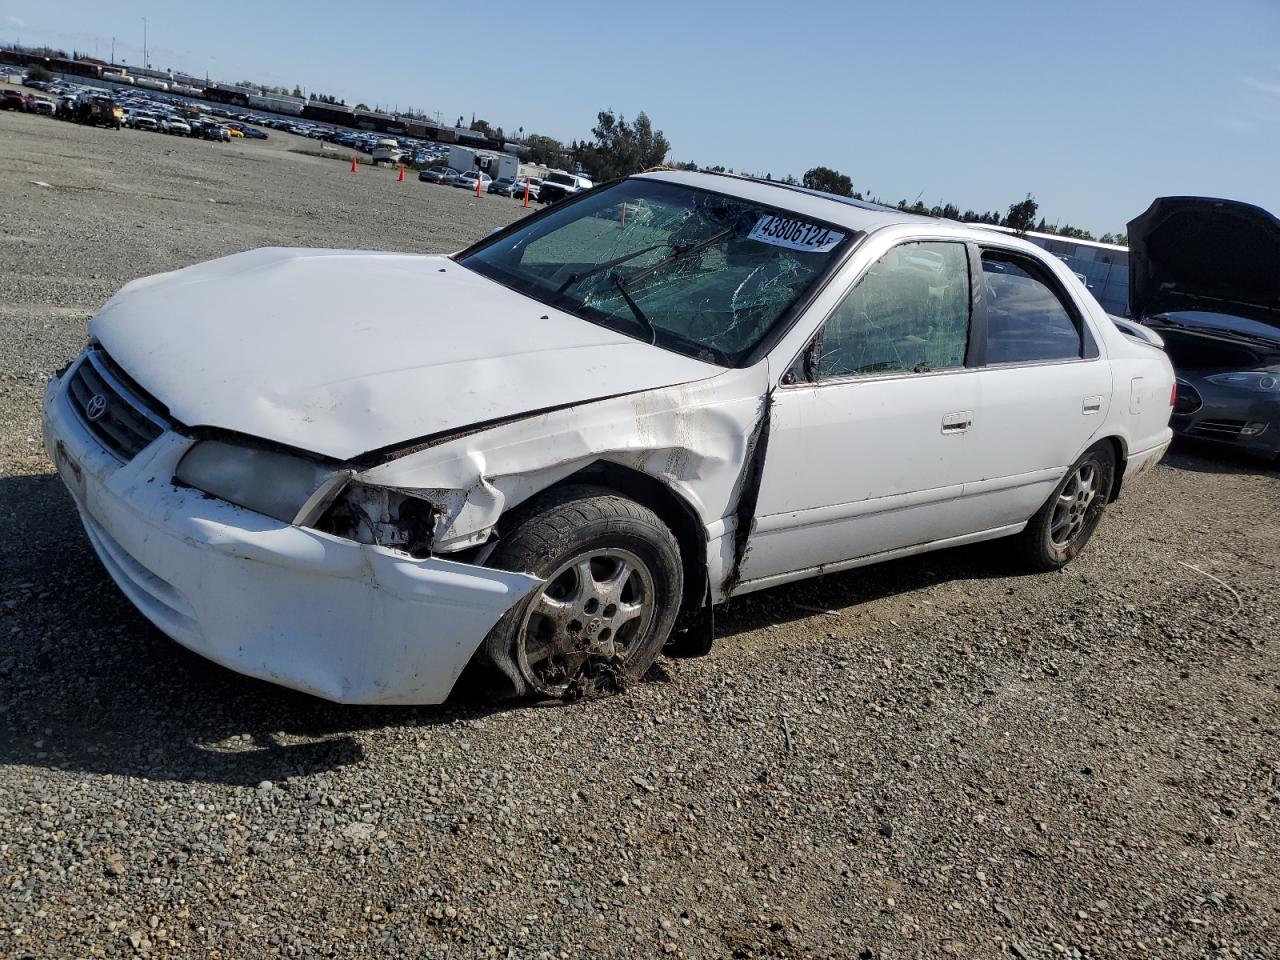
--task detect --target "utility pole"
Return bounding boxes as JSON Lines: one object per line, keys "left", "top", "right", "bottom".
{"left": 142, "top": 17, "right": 147, "bottom": 69}
{"left": 111, "top": 37, "right": 116, "bottom": 64}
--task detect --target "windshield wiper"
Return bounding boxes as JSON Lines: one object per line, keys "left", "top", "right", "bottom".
{"left": 610, "top": 271, "right": 657, "bottom": 344}
{"left": 555, "top": 225, "right": 736, "bottom": 349}
{"left": 554, "top": 243, "right": 673, "bottom": 296}
{"left": 617, "top": 227, "right": 734, "bottom": 288}
{"left": 555, "top": 225, "right": 734, "bottom": 297}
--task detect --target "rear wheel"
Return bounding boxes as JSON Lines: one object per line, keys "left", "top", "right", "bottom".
{"left": 1019, "top": 441, "right": 1115, "bottom": 570}
{"left": 484, "top": 486, "right": 682, "bottom": 700}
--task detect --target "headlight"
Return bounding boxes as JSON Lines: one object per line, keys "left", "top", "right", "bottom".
{"left": 1206, "top": 372, "right": 1279, "bottom": 392}
{"left": 175, "top": 440, "right": 351, "bottom": 524}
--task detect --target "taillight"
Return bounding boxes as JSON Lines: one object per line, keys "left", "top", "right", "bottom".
{"left": 1169, "top": 382, "right": 1177, "bottom": 406}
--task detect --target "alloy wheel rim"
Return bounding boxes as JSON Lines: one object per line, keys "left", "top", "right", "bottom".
{"left": 1050, "top": 461, "right": 1099, "bottom": 549}
{"left": 517, "top": 547, "right": 655, "bottom": 693}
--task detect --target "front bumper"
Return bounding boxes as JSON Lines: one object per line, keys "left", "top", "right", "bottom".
{"left": 1171, "top": 376, "right": 1280, "bottom": 459}
{"left": 42, "top": 363, "right": 540, "bottom": 705}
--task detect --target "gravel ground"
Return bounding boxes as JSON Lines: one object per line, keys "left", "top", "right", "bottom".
{"left": 1, "top": 109, "right": 1278, "bottom": 960}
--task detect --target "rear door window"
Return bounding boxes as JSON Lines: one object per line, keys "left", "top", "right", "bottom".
{"left": 981, "top": 253, "right": 1083, "bottom": 363}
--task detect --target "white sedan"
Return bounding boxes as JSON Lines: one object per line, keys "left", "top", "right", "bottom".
{"left": 42, "top": 171, "right": 1174, "bottom": 704}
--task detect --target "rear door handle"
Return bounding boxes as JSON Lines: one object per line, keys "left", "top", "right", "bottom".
{"left": 1082, "top": 395, "right": 1103, "bottom": 415}
{"left": 941, "top": 411, "right": 973, "bottom": 434}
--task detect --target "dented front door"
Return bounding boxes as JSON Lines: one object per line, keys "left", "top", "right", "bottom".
{"left": 736, "top": 370, "right": 982, "bottom": 587}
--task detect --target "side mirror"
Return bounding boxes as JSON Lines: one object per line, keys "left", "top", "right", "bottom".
{"left": 781, "top": 338, "right": 821, "bottom": 385}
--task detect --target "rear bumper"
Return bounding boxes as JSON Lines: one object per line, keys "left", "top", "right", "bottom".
{"left": 42, "top": 365, "right": 539, "bottom": 705}
{"left": 1122, "top": 431, "right": 1172, "bottom": 488}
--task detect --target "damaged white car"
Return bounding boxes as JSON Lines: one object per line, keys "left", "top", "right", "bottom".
{"left": 43, "top": 171, "right": 1175, "bottom": 704}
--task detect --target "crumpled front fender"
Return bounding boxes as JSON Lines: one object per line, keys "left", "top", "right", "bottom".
{"left": 352, "top": 365, "right": 773, "bottom": 591}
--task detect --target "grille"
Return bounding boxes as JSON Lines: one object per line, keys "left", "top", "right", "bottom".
{"left": 1173, "top": 380, "right": 1202, "bottom": 416}
{"left": 1189, "top": 419, "right": 1247, "bottom": 440}
{"left": 66, "top": 349, "right": 169, "bottom": 461}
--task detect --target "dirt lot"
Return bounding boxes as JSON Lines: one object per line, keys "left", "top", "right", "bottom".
{"left": 1, "top": 108, "right": 1278, "bottom": 960}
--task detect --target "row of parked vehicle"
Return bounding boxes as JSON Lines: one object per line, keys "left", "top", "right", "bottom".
{"left": 1, "top": 87, "right": 55, "bottom": 114}
{"left": 417, "top": 167, "right": 596, "bottom": 204}
{"left": 2, "top": 71, "right": 275, "bottom": 143}
{"left": 416, "top": 167, "right": 537, "bottom": 196}
{"left": 6, "top": 69, "right": 552, "bottom": 183}
{"left": 207, "top": 113, "right": 451, "bottom": 166}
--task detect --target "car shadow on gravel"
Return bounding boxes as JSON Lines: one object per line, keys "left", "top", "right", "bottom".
{"left": 1, "top": 469, "right": 1033, "bottom": 787}
{"left": 1164, "top": 439, "right": 1280, "bottom": 476}
{"left": 707, "top": 535, "right": 1034, "bottom": 642}
{"left": 0, "top": 472, "right": 513, "bottom": 787}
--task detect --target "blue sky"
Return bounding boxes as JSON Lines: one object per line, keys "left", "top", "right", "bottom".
{"left": 5, "top": 0, "right": 1279, "bottom": 234}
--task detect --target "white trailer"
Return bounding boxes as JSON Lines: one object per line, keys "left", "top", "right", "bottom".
{"left": 447, "top": 145, "right": 518, "bottom": 181}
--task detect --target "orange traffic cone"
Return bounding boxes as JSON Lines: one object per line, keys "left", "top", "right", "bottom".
{"left": 523, "top": 181, "right": 530, "bottom": 208}
{"left": 398, "top": 165, "right": 405, "bottom": 182}
{"left": 350, "top": 156, "right": 358, "bottom": 173}
{"left": 475, "top": 177, "right": 482, "bottom": 199}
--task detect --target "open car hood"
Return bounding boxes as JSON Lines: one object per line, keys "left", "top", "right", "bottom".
{"left": 1127, "top": 196, "right": 1280, "bottom": 328}
{"left": 90, "top": 248, "right": 721, "bottom": 461}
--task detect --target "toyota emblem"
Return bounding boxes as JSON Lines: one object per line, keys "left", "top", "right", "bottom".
{"left": 85, "top": 394, "right": 109, "bottom": 422}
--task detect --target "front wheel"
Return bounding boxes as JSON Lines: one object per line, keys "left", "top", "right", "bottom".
{"left": 484, "top": 486, "right": 683, "bottom": 700}
{"left": 1019, "top": 441, "right": 1115, "bottom": 570}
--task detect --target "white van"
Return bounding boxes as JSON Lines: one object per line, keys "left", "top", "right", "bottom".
{"left": 371, "top": 138, "right": 403, "bottom": 166}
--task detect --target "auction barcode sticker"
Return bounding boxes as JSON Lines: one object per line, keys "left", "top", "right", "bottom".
{"left": 748, "top": 215, "right": 845, "bottom": 253}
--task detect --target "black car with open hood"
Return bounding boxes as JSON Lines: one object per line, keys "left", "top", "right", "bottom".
{"left": 1128, "top": 197, "right": 1280, "bottom": 462}
{"left": 1129, "top": 196, "right": 1280, "bottom": 329}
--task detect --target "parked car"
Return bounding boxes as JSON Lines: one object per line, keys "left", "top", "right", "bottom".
{"left": 1129, "top": 196, "right": 1280, "bottom": 463}
{"left": 129, "top": 110, "right": 160, "bottom": 132}
{"left": 513, "top": 177, "right": 543, "bottom": 201}
{"left": 539, "top": 170, "right": 593, "bottom": 204}
{"left": 418, "top": 166, "right": 457, "bottom": 184}
{"left": 41, "top": 171, "right": 1174, "bottom": 706}
{"left": 2, "top": 90, "right": 27, "bottom": 111}
{"left": 223, "top": 121, "right": 267, "bottom": 139}
{"left": 453, "top": 170, "right": 492, "bottom": 190}
{"left": 160, "top": 115, "right": 191, "bottom": 135}
{"left": 28, "top": 96, "right": 55, "bottom": 116}
{"left": 488, "top": 177, "right": 518, "bottom": 196}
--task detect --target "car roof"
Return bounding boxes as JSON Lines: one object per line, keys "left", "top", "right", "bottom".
{"left": 637, "top": 169, "right": 938, "bottom": 234}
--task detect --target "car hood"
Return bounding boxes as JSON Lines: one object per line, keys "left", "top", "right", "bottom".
{"left": 90, "top": 247, "right": 722, "bottom": 461}
{"left": 1127, "top": 196, "right": 1280, "bottom": 328}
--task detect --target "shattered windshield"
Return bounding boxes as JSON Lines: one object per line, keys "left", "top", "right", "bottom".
{"left": 459, "top": 179, "right": 852, "bottom": 366}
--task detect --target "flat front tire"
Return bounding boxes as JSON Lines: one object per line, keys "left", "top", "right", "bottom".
{"left": 1019, "top": 441, "right": 1116, "bottom": 571}
{"left": 484, "top": 486, "right": 683, "bottom": 700}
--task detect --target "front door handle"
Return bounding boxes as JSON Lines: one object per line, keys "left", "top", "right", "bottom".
{"left": 941, "top": 411, "right": 973, "bottom": 434}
